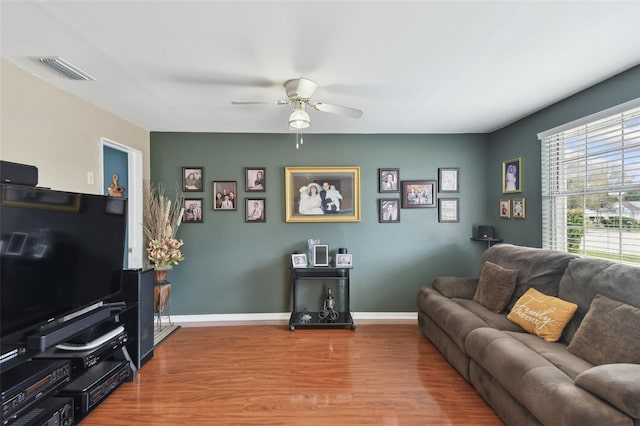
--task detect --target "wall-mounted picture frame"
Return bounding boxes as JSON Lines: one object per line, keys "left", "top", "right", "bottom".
{"left": 513, "top": 198, "right": 526, "bottom": 219}
{"left": 245, "top": 197, "right": 265, "bottom": 222}
{"left": 183, "top": 198, "right": 203, "bottom": 223}
{"left": 379, "top": 168, "right": 399, "bottom": 193}
{"left": 438, "top": 167, "right": 459, "bottom": 193}
{"left": 245, "top": 167, "right": 266, "bottom": 192}
{"left": 212, "top": 181, "right": 237, "bottom": 210}
{"left": 313, "top": 244, "right": 329, "bottom": 266}
{"left": 291, "top": 253, "right": 307, "bottom": 268}
{"left": 379, "top": 198, "right": 400, "bottom": 223}
{"left": 182, "top": 167, "right": 204, "bottom": 192}
{"left": 401, "top": 180, "right": 436, "bottom": 208}
{"left": 500, "top": 199, "right": 511, "bottom": 219}
{"left": 438, "top": 198, "right": 459, "bottom": 223}
{"left": 502, "top": 157, "right": 522, "bottom": 193}
{"left": 336, "top": 253, "right": 353, "bottom": 268}
{"left": 284, "top": 166, "right": 361, "bottom": 223}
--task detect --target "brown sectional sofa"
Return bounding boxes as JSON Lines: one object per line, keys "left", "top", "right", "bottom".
{"left": 417, "top": 244, "right": 640, "bottom": 426}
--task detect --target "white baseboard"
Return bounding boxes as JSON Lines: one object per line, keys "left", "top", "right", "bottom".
{"left": 159, "top": 312, "right": 417, "bottom": 325}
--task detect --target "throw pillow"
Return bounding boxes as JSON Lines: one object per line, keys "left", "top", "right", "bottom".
{"left": 473, "top": 261, "right": 518, "bottom": 313}
{"left": 567, "top": 294, "right": 640, "bottom": 365}
{"left": 507, "top": 288, "right": 577, "bottom": 342}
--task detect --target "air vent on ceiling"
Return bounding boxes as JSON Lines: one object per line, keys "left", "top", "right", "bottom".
{"left": 38, "top": 56, "right": 96, "bottom": 81}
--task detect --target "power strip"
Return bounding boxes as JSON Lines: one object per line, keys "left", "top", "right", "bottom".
{"left": 56, "top": 326, "right": 125, "bottom": 351}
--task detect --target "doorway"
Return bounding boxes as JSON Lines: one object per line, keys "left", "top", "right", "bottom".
{"left": 101, "top": 137, "right": 143, "bottom": 269}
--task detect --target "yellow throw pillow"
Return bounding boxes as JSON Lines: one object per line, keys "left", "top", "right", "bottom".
{"left": 507, "top": 288, "right": 577, "bottom": 342}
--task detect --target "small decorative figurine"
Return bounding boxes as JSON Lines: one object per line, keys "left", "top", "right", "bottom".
{"left": 319, "top": 288, "right": 339, "bottom": 321}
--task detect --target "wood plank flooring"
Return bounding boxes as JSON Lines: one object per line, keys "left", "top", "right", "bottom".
{"left": 82, "top": 324, "right": 503, "bottom": 425}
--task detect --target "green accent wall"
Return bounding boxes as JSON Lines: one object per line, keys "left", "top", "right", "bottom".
{"left": 150, "top": 133, "right": 490, "bottom": 314}
{"left": 487, "top": 65, "right": 640, "bottom": 247}
{"left": 150, "top": 65, "right": 640, "bottom": 315}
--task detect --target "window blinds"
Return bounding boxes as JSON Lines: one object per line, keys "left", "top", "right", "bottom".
{"left": 540, "top": 102, "right": 640, "bottom": 263}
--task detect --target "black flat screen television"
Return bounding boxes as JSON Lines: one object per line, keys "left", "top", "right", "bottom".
{"left": 0, "top": 184, "right": 127, "bottom": 346}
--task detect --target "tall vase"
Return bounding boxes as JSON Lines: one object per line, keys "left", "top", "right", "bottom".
{"left": 154, "top": 267, "right": 171, "bottom": 284}
{"left": 154, "top": 283, "right": 171, "bottom": 314}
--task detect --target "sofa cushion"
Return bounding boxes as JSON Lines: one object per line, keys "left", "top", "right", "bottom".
{"left": 473, "top": 261, "right": 518, "bottom": 313}
{"left": 465, "top": 327, "right": 633, "bottom": 426}
{"left": 567, "top": 294, "right": 640, "bottom": 365}
{"left": 481, "top": 244, "right": 577, "bottom": 312}
{"left": 507, "top": 288, "right": 577, "bottom": 342}
{"left": 558, "top": 257, "right": 640, "bottom": 343}
{"left": 505, "top": 331, "right": 593, "bottom": 380}
{"left": 575, "top": 364, "right": 640, "bottom": 418}
{"left": 431, "top": 276, "right": 478, "bottom": 299}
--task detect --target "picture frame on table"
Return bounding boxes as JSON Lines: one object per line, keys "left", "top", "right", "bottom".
{"left": 513, "top": 198, "right": 526, "bottom": 219}
{"left": 183, "top": 198, "right": 204, "bottom": 223}
{"left": 379, "top": 198, "right": 400, "bottom": 223}
{"left": 438, "top": 198, "right": 459, "bottom": 223}
{"left": 284, "top": 166, "right": 361, "bottom": 223}
{"left": 182, "top": 167, "right": 204, "bottom": 192}
{"left": 438, "top": 167, "right": 459, "bottom": 193}
{"left": 212, "top": 181, "right": 237, "bottom": 210}
{"left": 379, "top": 168, "right": 399, "bottom": 193}
{"left": 291, "top": 253, "right": 307, "bottom": 268}
{"left": 500, "top": 199, "right": 511, "bottom": 219}
{"left": 401, "top": 180, "right": 436, "bottom": 208}
{"left": 245, "top": 198, "right": 266, "bottom": 222}
{"left": 245, "top": 167, "right": 266, "bottom": 192}
{"left": 502, "top": 157, "right": 523, "bottom": 193}
{"left": 313, "top": 244, "right": 330, "bottom": 267}
{"left": 336, "top": 253, "right": 353, "bottom": 268}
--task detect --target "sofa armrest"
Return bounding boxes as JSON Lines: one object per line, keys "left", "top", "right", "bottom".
{"left": 431, "top": 277, "right": 478, "bottom": 299}
{"left": 575, "top": 363, "right": 640, "bottom": 418}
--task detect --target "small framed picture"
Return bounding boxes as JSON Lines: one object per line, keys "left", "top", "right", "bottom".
{"left": 313, "top": 244, "right": 329, "bottom": 267}
{"left": 379, "top": 198, "right": 400, "bottom": 223}
{"left": 245, "top": 167, "right": 266, "bottom": 192}
{"left": 438, "top": 198, "right": 459, "bottom": 223}
{"left": 513, "top": 198, "right": 526, "bottom": 219}
{"left": 379, "top": 168, "right": 399, "bottom": 193}
{"left": 438, "top": 168, "right": 459, "bottom": 193}
{"left": 245, "top": 198, "right": 265, "bottom": 222}
{"left": 402, "top": 180, "right": 436, "bottom": 208}
{"left": 291, "top": 253, "right": 307, "bottom": 268}
{"left": 336, "top": 253, "right": 353, "bottom": 268}
{"left": 183, "top": 198, "right": 204, "bottom": 223}
{"left": 502, "top": 157, "right": 523, "bottom": 193}
{"left": 182, "top": 167, "right": 204, "bottom": 192}
{"left": 212, "top": 181, "right": 237, "bottom": 210}
{"left": 500, "top": 199, "right": 511, "bottom": 219}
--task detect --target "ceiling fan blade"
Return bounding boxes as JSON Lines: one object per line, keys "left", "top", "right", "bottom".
{"left": 231, "top": 100, "right": 290, "bottom": 105}
{"left": 313, "top": 103, "right": 363, "bottom": 118}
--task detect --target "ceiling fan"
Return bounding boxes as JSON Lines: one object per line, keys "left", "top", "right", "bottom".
{"left": 232, "top": 78, "right": 363, "bottom": 129}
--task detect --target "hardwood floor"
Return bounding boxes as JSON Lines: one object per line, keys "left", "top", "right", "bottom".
{"left": 82, "top": 324, "right": 503, "bottom": 425}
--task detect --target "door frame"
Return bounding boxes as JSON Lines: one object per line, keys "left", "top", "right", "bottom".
{"left": 100, "top": 137, "right": 143, "bottom": 269}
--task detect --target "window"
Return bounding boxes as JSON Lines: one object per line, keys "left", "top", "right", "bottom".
{"left": 539, "top": 99, "right": 640, "bottom": 264}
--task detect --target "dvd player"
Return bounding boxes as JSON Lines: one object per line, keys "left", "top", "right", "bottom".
{"left": 10, "top": 397, "right": 73, "bottom": 426}
{"left": 58, "top": 360, "right": 129, "bottom": 417}
{"left": 35, "top": 328, "right": 128, "bottom": 370}
{"left": 1, "top": 359, "right": 70, "bottom": 425}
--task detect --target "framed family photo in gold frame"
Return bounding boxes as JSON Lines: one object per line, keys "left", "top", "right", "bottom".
{"left": 284, "top": 166, "right": 361, "bottom": 223}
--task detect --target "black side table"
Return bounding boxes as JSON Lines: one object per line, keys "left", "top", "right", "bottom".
{"left": 289, "top": 267, "right": 355, "bottom": 331}
{"left": 470, "top": 237, "right": 503, "bottom": 249}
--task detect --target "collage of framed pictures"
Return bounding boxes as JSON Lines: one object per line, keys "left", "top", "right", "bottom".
{"left": 182, "top": 167, "right": 204, "bottom": 223}
{"left": 500, "top": 157, "right": 526, "bottom": 220}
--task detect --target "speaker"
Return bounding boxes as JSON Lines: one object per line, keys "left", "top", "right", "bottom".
{"left": 121, "top": 269, "right": 154, "bottom": 369}
{"left": 0, "top": 160, "right": 38, "bottom": 186}
{"left": 478, "top": 226, "right": 495, "bottom": 239}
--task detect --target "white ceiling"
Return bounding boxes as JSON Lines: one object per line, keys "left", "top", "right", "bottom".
{"left": 2, "top": 1, "right": 639, "bottom": 134}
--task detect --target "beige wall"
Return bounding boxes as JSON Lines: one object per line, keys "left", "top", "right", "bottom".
{"left": 0, "top": 59, "right": 149, "bottom": 193}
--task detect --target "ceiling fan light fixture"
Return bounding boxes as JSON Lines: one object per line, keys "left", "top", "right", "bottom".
{"left": 288, "top": 103, "right": 310, "bottom": 129}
